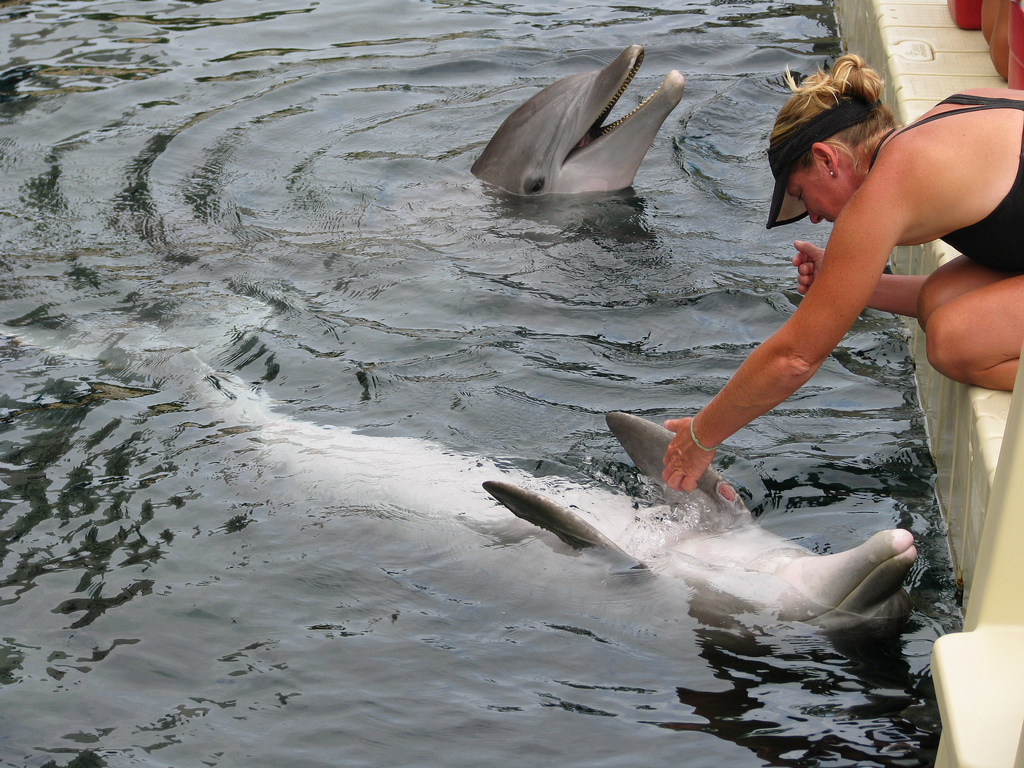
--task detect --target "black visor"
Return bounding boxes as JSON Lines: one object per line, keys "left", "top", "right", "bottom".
{"left": 766, "top": 98, "right": 876, "bottom": 229}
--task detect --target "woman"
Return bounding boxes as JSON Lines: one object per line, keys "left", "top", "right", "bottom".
{"left": 662, "top": 54, "right": 1024, "bottom": 493}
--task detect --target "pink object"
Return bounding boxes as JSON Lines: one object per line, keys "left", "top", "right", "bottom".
{"left": 1010, "top": 0, "right": 1024, "bottom": 88}
{"left": 947, "top": 0, "right": 983, "bottom": 29}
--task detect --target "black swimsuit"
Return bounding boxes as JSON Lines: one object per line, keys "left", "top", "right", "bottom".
{"left": 869, "top": 94, "right": 1024, "bottom": 272}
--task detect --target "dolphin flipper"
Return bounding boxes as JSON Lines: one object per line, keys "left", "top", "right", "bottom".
{"left": 482, "top": 480, "right": 637, "bottom": 561}
{"left": 605, "top": 411, "right": 751, "bottom": 528}
{"left": 605, "top": 410, "right": 673, "bottom": 479}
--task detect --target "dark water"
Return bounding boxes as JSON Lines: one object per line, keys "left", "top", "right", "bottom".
{"left": 0, "top": 1, "right": 960, "bottom": 766}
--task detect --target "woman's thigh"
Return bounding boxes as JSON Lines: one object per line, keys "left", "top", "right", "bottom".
{"left": 918, "top": 255, "right": 1023, "bottom": 327}
{"left": 921, "top": 262, "right": 1024, "bottom": 389}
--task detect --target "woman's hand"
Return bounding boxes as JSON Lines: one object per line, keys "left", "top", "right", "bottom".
{"left": 792, "top": 240, "right": 825, "bottom": 295}
{"left": 661, "top": 417, "right": 716, "bottom": 492}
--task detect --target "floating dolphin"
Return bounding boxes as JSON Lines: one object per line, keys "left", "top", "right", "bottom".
{"left": 1, "top": 328, "right": 917, "bottom": 638}
{"left": 484, "top": 412, "right": 917, "bottom": 637}
{"left": 471, "top": 45, "right": 685, "bottom": 195}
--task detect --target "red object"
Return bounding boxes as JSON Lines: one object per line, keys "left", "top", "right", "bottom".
{"left": 947, "top": 0, "right": 983, "bottom": 29}
{"left": 1010, "top": 0, "right": 1024, "bottom": 89}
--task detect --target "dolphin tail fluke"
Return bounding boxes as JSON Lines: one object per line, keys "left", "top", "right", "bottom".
{"left": 482, "top": 480, "right": 635, "bottom": 559}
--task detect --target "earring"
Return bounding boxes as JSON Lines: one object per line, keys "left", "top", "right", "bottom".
{"left": 829, "top": 170, "right": 835, "bottom": 177}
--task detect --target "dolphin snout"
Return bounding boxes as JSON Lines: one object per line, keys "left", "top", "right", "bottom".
{"left": 664, "top": 70, "right": 685, "bottom": 89}
{"left": 890, "top": 527, "right": 916, "bottom": 557}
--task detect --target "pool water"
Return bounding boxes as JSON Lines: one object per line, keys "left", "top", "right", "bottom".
{"left": 0, "top": 1, "right": 959, "bottom": 766}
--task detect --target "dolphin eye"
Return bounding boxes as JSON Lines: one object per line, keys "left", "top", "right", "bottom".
{"left": 527, "top": 178, "right": 545, "bottom": 194}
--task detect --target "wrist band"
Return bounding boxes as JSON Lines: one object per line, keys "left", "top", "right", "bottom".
{"left": 689, "top": 418, "right": 717, "bottom": 452}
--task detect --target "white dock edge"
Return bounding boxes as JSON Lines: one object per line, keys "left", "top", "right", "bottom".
{"left": 834, "top": 0, "right": 1024, "bottom": 765}
{"left": 932, "top": 362, "right": 1024, "bottom": 768}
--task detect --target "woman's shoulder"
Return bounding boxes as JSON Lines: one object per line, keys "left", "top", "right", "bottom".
{"left": 862, "top": 90, "right": 1024, "bottom": 243}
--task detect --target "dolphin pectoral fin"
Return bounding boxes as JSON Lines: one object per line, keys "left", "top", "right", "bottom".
{"left": 605, "top": 411, "right": 673, "bottom": 479}
{"left": 605, "top": 411, "right": 752, "bottom": 526}
{"left": 482, "top": 480, "right": 635, "bottom": 558}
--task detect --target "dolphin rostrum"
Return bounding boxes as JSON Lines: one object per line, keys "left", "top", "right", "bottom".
{"left": 484, "top": 412, "right": 917, "bottom": 637}
{"left": 471, "top": 45, "right": 685, "bottom": 195}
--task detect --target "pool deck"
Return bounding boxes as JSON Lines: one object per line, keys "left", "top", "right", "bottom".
{"left": 834, "top": 1, "right": 1024, "bottom": 765}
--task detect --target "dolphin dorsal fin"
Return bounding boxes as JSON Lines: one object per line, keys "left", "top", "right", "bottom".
{"left": 605, "top": 411, "right": 752, "bottom": 529}
{"left": 482, "top": 480, "right": 636, "bottom": 560}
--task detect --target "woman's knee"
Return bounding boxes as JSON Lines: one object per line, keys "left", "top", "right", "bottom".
{"left": 918, "top": 273, "right": 955, "bottom": 329}
{"left": 924, "top": 305, "right": 976, "bottom": 382}
{"left": 918, "top": 268, "right": 969, "bottom": 329}
{"left": 917, "top": 256, "right": 1007, "bottom": 330}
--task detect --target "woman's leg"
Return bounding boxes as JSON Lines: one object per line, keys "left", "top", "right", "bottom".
{"left": 918, "top": 256, "right": 1024, "bottom": 390}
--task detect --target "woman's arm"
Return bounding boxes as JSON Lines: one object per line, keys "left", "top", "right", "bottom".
{"left": 662, "top": 201, "right": 906, "bottom": 492}
{"left": 869, "top": 273, "right": 927, "bottom": 316}
{"left": 661, "top": 328, "right": 830, "bottom": 491}
{"left": 794, "top": 240, "right": 926, "bottom": 317}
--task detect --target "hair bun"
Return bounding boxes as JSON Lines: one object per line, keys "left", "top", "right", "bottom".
{"left": 792, "top": 54, "right": 884, "bottom": 108}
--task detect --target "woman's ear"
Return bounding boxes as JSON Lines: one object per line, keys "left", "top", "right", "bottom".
{"left": 809, "top": 142, "right": 839, "bottom": 177}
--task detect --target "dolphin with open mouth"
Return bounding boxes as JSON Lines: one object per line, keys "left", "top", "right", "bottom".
{"left": 484, "top": 412, "right": 918, "bottom": 638}
{"left": 471, "top": 45, "right": 685, "bottom": 195}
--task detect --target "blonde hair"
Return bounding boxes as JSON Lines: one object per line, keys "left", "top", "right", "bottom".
{"left": 770, "top": 54, "right": 898, "bottom": 172}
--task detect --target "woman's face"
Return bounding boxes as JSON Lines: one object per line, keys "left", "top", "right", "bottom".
{"left": 784, "top": 146, "right": 860, "bottom": 224}
{"left": 785, "top": 165, "right": 842, "bottom": 224}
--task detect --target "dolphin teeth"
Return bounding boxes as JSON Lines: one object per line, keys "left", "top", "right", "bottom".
{"left": 598, "top": 95, "right": 648, "bottom": 136}
{"left": 596, "top": 78, "right": 667, "bottom": 138}
{"left": 590, "top": 50, "right": 644, "bottom": 138}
